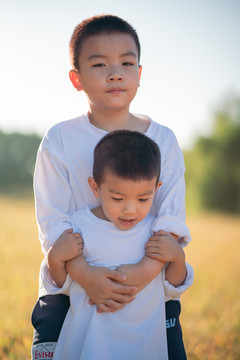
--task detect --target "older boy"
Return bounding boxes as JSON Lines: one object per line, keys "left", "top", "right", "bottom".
{"left": 32, "top": 15, "right": 192, "bottom": 360}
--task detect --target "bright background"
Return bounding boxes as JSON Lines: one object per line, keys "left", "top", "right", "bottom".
{"left": 1, "top": 0, "right": 240, "bottom": 149}
{"left": 1, "top": 2, "right": 240, "bottom": 359}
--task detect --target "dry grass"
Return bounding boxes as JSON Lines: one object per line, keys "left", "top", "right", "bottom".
{"left": 182, "top": 213, "right": 240, "bottom": 359}
{"left": 0, "top": 196, "right": 42, "bottom": 360}
{"left": 0, "top": 196, "right": 240, "bottom": 359}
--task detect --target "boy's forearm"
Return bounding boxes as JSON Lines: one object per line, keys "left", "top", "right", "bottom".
{"left": 138, "top": 255, "right": 166, "bottom": 280}
{"left": 165, "top": 255, "right": 187, "bottom": 287}
{"left": 117, "top": 255, "right": 166, "bottom": 291}
{"left": 66, "top": 255, "right": 91, "bottom": 287}
{"left": 47, "top": 248, "right": 68, "bottom": 287}
{"left": 46, "top": 229, "right": 83, "bottom": 287}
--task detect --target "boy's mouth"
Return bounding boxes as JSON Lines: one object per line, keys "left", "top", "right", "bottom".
{"left": 106, "top": 88, "right": 126, "bottom": 94}
{"left": 118, "top": 218, "right": 136, "bottom": 226}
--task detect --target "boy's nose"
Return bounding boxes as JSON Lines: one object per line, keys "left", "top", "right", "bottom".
{"left": 107, "top": 66, "right": 123, "bottom": 82}
{"left": 108, "top": 74, "right": 123, "bottom": 81}
{"left": 123, "top": 203, "right": 136, "bottom": 215}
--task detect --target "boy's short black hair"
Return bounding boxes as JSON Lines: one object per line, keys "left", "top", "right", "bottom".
{"left": 70, "top": 14, "right": 141, "bottom": 71}
{"left": 93, "top": 130, "right": 161, "bottom": 186}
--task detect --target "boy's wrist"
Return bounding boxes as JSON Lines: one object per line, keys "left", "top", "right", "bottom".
{"left": 66, "top": 256, "right": 92, "bottom": 287}
{"left": 172, "top": 246, "right": 185, "bottom": 264}
{"left": 47, "top": 246, "right": 65, "bottom": 266}
{"left": 47, "top": 247, "right": 67, "bottom": 287}
{"left": 117, "top": 257, "right": 163, "bottom": 291}
{"left": 165, "top": 250, "right": 187, "bottom": 287}
{"left": 139, "top": 255, "right": 165, "bottom": 280}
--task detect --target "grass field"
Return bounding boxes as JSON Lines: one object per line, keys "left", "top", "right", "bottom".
{"left": 0, "top": 196, "right": 240, "bottom": 359}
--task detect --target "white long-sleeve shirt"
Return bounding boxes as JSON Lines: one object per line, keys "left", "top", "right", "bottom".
{"left": 34, "top": 114, "right": 192, "bottom": 296}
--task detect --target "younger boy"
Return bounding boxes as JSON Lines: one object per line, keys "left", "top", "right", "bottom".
{"left": 32, "top": 14, "right": 193, "bottom": 360}
{"left": 49, "top": 130, "right": 188, "bottom": 359}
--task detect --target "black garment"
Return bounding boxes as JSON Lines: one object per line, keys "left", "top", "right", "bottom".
{"left": 165, "top": 300, "right": 187, "bottom": 360}
{"left": 31, "top": 294, "right": 70, "bottom": 344}
{"left": 32, "top": 295, "right": 186, "bottom": 359}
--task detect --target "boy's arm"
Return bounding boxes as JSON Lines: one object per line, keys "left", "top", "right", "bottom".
{"left": 151, "top": 129, "right": 191, "bottom": 247}
{"left": 145, "top": 230, "right": 187, "bottom": 287}
{"left": 66, "top": 256, "right": 137, "bottom": 312}
{"left": 34, "top": 129, "right": 77, "bottom": 255}
{"left": 117, "top": 256, "right": 165, "bottom": 292}
{"left": 164, "top": 262, "right": 194, "bottom": 300}
{"left": 47, "top": 229, "right": 83, "bottom": 287}
{"left": 164, "top": 252, "right": 186, "bottom": 287}
{"left": 116, "top": 233, "right": 178, "bottom": 291}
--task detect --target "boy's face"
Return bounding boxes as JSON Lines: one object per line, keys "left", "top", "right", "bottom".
{"left": 69, "top": 33, "right": 142, "bottom": 114}
{"left": 88, "top": 172, "right": 161, "bottom": 231}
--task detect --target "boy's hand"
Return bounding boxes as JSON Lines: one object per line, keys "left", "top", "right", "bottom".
{"left": 66, "top": 258, "right": 137, "bottom": 313}
{"left": 84, "top": 267, "right": 137, "bottom": 313}
{"left": 145, "top": 230, "right": 183, "bottom": 263}
{"left": 51, "top": 228, "right": 83, "bottom": 263}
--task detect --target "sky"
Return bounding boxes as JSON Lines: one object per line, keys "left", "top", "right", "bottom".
{"left": 0, "top": 0, "right": 240, "bottom": 149}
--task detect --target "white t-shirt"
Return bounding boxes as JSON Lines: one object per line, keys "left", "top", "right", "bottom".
{"left": 34, "top": 114, "right": 192, "bottom": 297}
{"left": 53, "top": 206, "right": 168, "bottom": 360}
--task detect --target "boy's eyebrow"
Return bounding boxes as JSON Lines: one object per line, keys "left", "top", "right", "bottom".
{"left": 109, "top": 190, "right": 125, "bottom": 195}
{"left": 137, "top": 191, "right": 154, "bottom": 196}
{"left": 88, "top": 54, "right": 107, "bottom": 61}
{"left": 87, "top": 51, "right": 137, "bottom": 61}
{"left": 109, "top": 190, "right": 154, "bottom": 196}
{"left": 120, "top": 51, "right": 138, "bottom": 58}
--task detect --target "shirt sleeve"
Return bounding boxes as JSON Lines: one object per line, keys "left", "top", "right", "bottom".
{"left": 151, "top": 129, "right": 191, "bottom": 247}
{"left": 164, "top": 262, "right": 194, "bottom": 301}
{"left": 34, "top": 126, "right": 77, "bottom": 255}
{"left": 39, "top": 257, "right": 72, "bottom": 296}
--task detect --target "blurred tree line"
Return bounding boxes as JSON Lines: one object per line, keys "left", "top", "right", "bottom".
{"left": 0, "top": 94, "right": 239, "bottom": 213}
{"left": 184, "top": 94, "right": 240, "bottom": 214}
{"left": 0, "top": 131, "right": 41, "bottom": 194}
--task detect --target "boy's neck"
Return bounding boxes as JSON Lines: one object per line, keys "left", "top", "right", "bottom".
{"left": 88, "top": 110, "right": 150, "bottom": 133}
{"left": 91, "top": 206, "right": 109, "bottom": 222}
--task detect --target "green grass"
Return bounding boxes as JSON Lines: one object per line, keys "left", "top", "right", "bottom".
{"left": 0, "top": 196, "right": 240, "bottom": 359}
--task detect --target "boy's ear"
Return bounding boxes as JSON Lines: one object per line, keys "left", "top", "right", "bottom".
{"left": 138, "top": 65, "right": 142, "bottom": 86}
{"left": 88, "top": 177, "right": 100, "bottom": 198}
{"left": 69, "top": 70, "right": 83, "bottom": 91}
{"left": 155, "top": 181, "right": 162, "bottom": 191}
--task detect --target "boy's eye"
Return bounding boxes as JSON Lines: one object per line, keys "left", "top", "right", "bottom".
{"left": 138, "top": 198, "right": 149, "bottom": 202}
{"left": 111, "top": 197, "right": 123, "bottom": 201}
{"left": 122, "top": 62, "right": 134, "bottom": 66}
{"left": 92, "top": 63, "right": 106, "bottom": 67}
